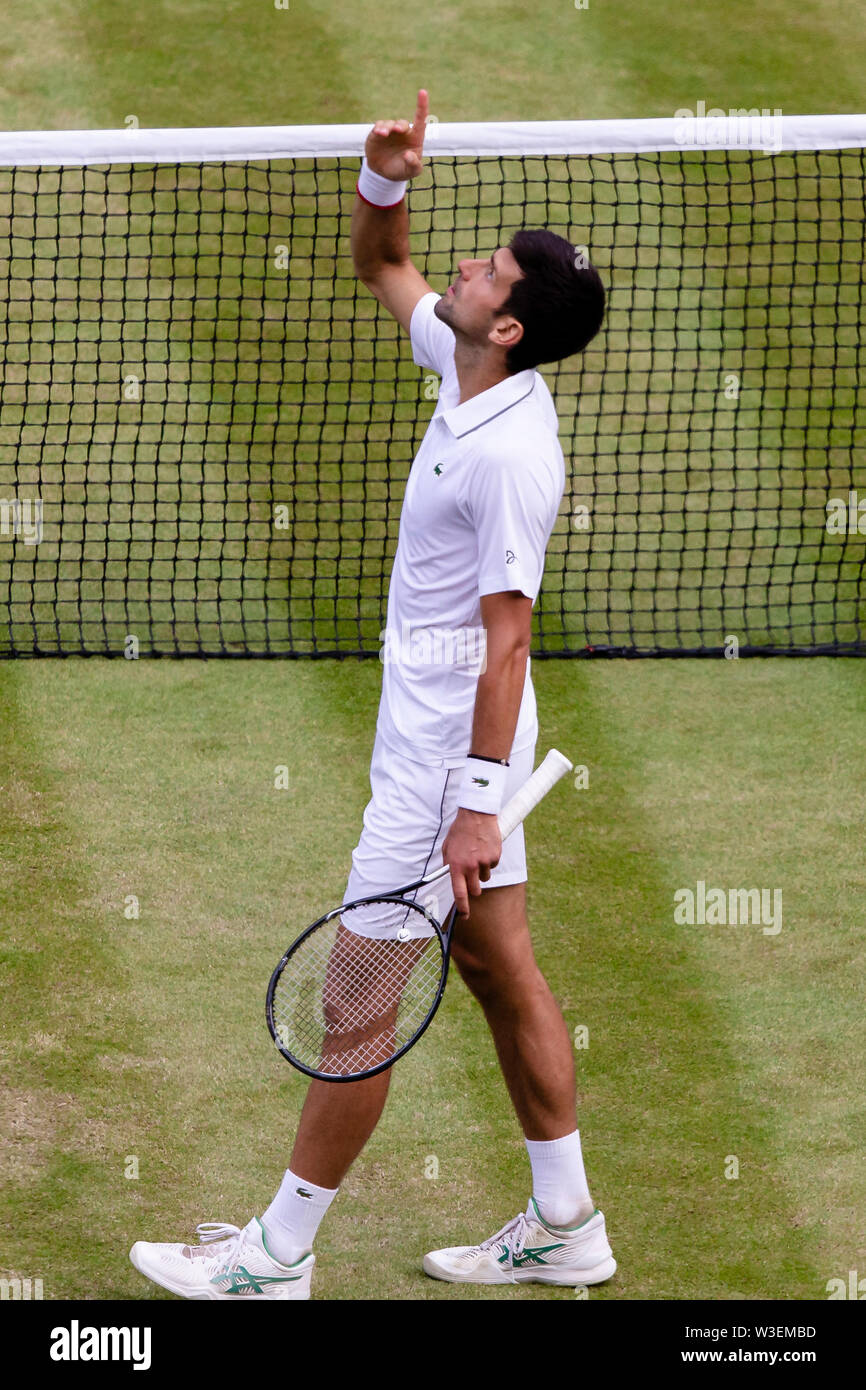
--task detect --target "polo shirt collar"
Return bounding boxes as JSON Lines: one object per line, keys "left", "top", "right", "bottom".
{"left": 439, "top": 368, "right": 537, "bottom": 439}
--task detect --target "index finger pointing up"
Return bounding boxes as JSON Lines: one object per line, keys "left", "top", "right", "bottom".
{"left": 412, "top": 89, "right": 429, "bottom": 136}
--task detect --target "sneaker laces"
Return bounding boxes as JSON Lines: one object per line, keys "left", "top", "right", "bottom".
{"left": 187, "top": 1222, "right": 245, "bottom": 1270}
{"left": 475, "top": 1212, "right": 529, "bottom": 1283}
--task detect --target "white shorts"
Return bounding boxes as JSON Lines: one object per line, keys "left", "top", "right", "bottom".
{"left": 344, "top": 733, "right": 536, "bottom": 937}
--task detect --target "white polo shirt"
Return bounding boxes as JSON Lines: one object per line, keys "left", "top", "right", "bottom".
{"left": 376, "top": 290, "right": 566, "bottom": 767}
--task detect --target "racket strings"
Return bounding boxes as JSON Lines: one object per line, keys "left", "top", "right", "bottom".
{"left": 271, "top": 901, "right": 446, "bottom": 1076}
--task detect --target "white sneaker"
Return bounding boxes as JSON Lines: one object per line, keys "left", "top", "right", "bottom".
{"left": 423, "top": 1197, "right": 616, "bottom": 1286}
{"left": 130, "top": 1217, "right": 314, "bottom": 1300}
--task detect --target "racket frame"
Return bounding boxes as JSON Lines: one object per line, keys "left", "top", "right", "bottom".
{"left": 266, "top": 748, "right": 572, "bottom": 1082}
{"left": 266, "top": 892, "right": 457, "bottom": 1082}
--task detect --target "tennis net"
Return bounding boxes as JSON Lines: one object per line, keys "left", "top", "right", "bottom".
{"left": 1, "top": 115, "right": 864, "bottom": 657}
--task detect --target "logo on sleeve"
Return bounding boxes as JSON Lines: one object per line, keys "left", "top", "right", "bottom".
{"left": 505, "top": 549, "right": 516, "bottom": 564}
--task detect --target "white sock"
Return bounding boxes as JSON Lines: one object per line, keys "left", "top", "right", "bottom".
{"left": 525, "top": 1130, "right": 593, "bottom": 1228}
{"left": 261, "top": 1168, "right": 338, "bottom": 1264}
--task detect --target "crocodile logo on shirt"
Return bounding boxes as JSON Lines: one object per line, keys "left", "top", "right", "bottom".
{"left": 433, "top": 463, "right": 444, "bottom": 475}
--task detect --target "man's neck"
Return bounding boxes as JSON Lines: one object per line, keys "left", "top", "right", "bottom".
{"left": 453, "top": 343, "right": 516, "bottom": 406}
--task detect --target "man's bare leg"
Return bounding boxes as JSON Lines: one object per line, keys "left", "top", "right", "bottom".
{"left": 259, "top": 1068, "right": 392, "bottom": 1264}
{"left": 289, "top": 883, "right": 578, "bottom": 1184}
{"left": 267, "top": 880, "right": 589, "bottom": 1262}
{"left": 420, "top": 884, "right": 615, "bottom": 1284}
{"left": 450, "top": 881, "right": 578, "bottom": 1139}
{"left": 448, "top": 880, "right": 595, "bottom": 1229}
{"left": 289, "top": 1070, "right": 392, "bottom": 1189}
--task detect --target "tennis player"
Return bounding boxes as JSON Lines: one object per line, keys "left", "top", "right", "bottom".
{"left": 130, "top": 89, "right": 613, "bottom": 1299}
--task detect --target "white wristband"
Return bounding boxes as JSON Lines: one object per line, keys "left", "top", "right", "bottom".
{"left": 456, "top": 758, "right": 508, "bottom": 816}
{"left": 357, "top": 156, "right": 408, "bottom": 208}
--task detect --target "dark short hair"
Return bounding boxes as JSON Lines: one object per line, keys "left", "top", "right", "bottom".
{"left": 498, "top": 229, "right": 605, "bottom": 373}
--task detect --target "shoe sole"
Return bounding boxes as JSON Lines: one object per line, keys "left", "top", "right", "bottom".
{"left": 129, "top": 1245, "right": 312, "bottom": 1301}
{"left": 422, "top": 1253, "right": 617, "bottom": 1286}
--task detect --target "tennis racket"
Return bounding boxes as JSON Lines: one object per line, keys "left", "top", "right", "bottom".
{"left": 266, "top": 748, "right": 573, "bottom": 1083}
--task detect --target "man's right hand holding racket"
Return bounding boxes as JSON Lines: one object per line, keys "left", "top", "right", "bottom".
{"left": 442, "top": 804, "right": 502, "bottom": 920}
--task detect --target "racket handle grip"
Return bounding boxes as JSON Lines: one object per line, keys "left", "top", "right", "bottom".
{"left": 421, "top": 748, "right": 573, "bottom": 890}
{"left": 498, "top": 748, "right": 573, "bottom": 841}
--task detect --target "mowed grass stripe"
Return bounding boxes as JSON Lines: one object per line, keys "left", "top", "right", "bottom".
{"left": 0, "top": 661, "right": 172, "bottom": 1294}
{"left": 48, "top": 0, "right": 866, "bottom": 132}
{"left": 3, "top": 658, "right": 862, "bottom": 1298}
{"left": 536, "top": 659, "right": 865, "bottom": 1298}
{"left": 0, "top": 659, "right": 374, "bottom": 1297}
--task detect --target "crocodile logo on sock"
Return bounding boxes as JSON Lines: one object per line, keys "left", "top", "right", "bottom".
{"left": 295, "top": 1188, "right": 313, "bottom": 1199}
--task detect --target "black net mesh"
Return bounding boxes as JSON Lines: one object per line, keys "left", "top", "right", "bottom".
{"left": 1, "top": 148, "right": 864, "bottom": 657}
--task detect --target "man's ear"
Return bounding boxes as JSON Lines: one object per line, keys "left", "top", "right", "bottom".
{"left": 488, "top": 315, "right": 524, "bottom": 351}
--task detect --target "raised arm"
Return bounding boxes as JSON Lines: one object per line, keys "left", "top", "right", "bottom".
{"left": 351, "top": 89, "right": 435, "bottom": 334}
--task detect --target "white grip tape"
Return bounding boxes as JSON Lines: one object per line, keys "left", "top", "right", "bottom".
{"left": 497, "top": 749, "right": 573, "bottom": 840}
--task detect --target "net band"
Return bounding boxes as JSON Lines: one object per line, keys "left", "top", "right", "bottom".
{"left": 1, "top": 113, "right": 864, "bottom": 165}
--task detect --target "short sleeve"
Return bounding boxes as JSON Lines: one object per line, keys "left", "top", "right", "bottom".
{"left": 464, "top": 446, "right": 563, "bottom": 604}
{"left": 410, "top": 291, "right": 456, "bottom": 376}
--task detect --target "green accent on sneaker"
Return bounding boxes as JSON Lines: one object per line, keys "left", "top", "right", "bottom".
{"left": 212, "top": 1264, "right": 304, "bottom": 1294}
{"left": 255, "top": 1217, "right": 312, "bottom": 1268}
{"left": 528, "top": 1196, "right": 600, "bottom": 1231}
{"left": 497, "top": 1241, "right": 567, "bottom": 1268}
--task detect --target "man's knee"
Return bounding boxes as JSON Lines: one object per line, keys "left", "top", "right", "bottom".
{"left": 451, "top": 932, "right": 543, "bottom": 1006}
{"left": 448, "top": 882, "right": 539, "bottom": 1000}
